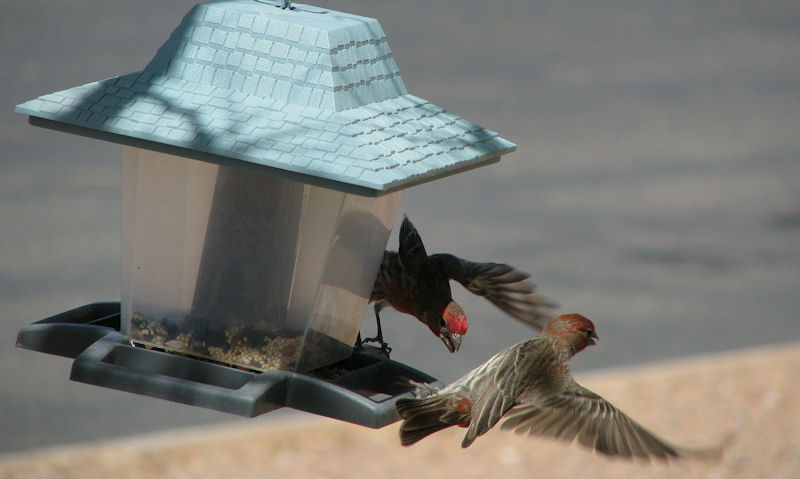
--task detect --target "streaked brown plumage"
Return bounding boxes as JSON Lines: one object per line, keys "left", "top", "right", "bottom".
{"left": 396, "top": 314, "right": 720, "bottom": 461}
{"left": 364, "top": 216, "right": 556, "bottom": 354}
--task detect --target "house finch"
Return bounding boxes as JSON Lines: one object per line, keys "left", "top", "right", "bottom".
{"left": 363, "top": 216, "right": 556, "bottom": 355}
{"left": 396, "top": 314, "right": 716, "bottom": 460}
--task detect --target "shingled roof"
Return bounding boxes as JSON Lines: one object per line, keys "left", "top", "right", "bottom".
{"left": 15, "top": 0, "right": 516, "bottom": 196}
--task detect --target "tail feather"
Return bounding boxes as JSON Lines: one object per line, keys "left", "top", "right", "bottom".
{"left": 396, "top": 394, "right": 467, "bottom": 446}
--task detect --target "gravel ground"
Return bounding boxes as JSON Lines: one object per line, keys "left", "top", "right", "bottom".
{"left": 1, "top": 342, "right": 797, "bottom": 479}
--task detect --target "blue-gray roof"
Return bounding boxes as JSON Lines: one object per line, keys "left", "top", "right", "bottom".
{"left": 15, "top": 0, "right": 516, "bottom": 196}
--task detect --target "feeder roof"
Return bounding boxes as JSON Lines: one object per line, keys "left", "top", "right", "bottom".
{"left": 15, "top": 0, "right": 516, "bottom": 196}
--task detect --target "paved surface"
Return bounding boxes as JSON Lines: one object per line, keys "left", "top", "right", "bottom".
{"left": 1, "top": 0, "right": 799, "bottom": 453}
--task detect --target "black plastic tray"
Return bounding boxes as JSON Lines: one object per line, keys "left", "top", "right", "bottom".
{"left": 16, "top": 303, "right": 440, "bottom": 428}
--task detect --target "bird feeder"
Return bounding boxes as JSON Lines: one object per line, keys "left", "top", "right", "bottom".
{"left": 15, "top": 0, "right": 515, "bottom": 427}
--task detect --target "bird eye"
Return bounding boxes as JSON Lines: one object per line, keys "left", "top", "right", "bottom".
{"left": 585, "top": 329, "right": 594, "bottom": 336}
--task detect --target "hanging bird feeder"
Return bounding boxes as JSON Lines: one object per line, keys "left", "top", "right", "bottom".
{"left": 15, "top": 0, "right": 515, "bottom": 427}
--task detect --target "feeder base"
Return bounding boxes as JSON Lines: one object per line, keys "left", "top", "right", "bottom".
{"left": 16, "top": 303, "right": 440, "bottom": 428}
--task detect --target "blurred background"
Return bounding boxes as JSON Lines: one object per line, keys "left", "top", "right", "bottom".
{"left": 1, "top": 0, "right": 798, "bottom": 454}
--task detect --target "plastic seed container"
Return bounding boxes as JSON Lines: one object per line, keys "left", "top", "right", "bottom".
{"left": 121, "top": 147, "right": 401, "bottom": 372}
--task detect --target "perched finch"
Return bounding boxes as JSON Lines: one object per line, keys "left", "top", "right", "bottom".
{"left": 396, "top": 314, "right": 717, "bottom": 460}
{"left": 363, "top": 216, "right": 556, "bottom": 355}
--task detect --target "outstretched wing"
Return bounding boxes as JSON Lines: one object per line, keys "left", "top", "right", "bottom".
{"left": 398, "top": 216, "right": 428, "bottom": 277}
{"left": 459, "top": 338, "right": 547, "bottom": 448}
{"left": 429, "top": 254, "right": 556, "bottom": 329}
{"left": 500, "top": 380, "right": 682, "bottom": 460}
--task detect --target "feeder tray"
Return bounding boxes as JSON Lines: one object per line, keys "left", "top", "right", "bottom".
{"left": 17, "top": 303, "right": 440, "bottom": 428}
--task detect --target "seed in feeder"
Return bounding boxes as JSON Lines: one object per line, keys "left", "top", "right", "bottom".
{"left": 163, "top": 339, "right": 185, "bottom": 350}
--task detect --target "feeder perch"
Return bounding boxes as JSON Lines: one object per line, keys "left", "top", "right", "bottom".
{"left": 15, "top": 0, "right": 516, "bottom": 427}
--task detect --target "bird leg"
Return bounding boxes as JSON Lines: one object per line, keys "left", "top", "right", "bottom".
{"left": 361, "top": 303, "right": 392, "bottom": 356}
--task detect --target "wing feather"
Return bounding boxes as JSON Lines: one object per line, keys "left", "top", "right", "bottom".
{"left": 398, "top": 216, "right": 427, "bottom": 276}
{"left": 500, "top": 381, "right": 681, "bottom": 460}
{"left": 459, "top": 339, "right": 546, "bottom": 447}
{"left": 429, "top": 254, "right": 556, "bottom": 329}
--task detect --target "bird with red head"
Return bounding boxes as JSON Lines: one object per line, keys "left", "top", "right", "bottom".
{"left": 396, "top": 314, "right": 723, "bottom": 462}
{"left": 364, "top": 216, "right": 556, "bottom": 355}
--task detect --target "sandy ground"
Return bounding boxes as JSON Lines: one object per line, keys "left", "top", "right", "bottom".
{"left": 1, "top": 342, "right": 797, "bottom": 479}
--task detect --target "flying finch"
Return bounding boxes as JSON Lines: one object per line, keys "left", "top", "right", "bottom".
{"left": 364, "top": 216, "right": 555, "bottom": 354}
{"left": 396, "top": 314, "right": 718, "bottom": 460}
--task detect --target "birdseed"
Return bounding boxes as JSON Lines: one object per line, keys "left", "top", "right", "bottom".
{"left": 130, "top": 313, "right": 305, "bottom": 372}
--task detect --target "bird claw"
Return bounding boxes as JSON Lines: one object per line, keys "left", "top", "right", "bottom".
{"left": 361, "top": 335, "right": 392, "bottom": 357}
{"left": 408, "top": 379, "right": 440, "bottom": 397}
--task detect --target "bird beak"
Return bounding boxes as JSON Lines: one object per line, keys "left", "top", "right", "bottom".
{"left": 440, "top": 331, "right": 463, "bottom": 354}
{"left": 589, "top": 331, "right": 599, "bottom": 346}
